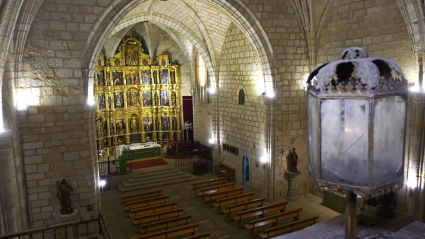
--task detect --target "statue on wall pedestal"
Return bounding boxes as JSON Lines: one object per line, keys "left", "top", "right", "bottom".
{"left": 286, "top": 148, "right": 298, "bottom": 172}
{"left": 56, "top": 179, "right": 74, "bottom": 214}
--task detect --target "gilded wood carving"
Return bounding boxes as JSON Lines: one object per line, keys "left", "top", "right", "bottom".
{"left": 94, "top": 33, "right": 182, "bottom": 149}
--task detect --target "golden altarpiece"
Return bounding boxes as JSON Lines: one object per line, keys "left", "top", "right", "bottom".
{"left": 94, "top": 34, "right": 182, "bottom": 149}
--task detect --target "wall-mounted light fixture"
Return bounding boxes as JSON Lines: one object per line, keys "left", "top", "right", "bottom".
{"left": 207, "top": 87, "right": 216, "bottom": 95}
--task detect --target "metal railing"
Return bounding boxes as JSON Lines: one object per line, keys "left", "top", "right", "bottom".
{"left": 0, "top": 212, "right": 112, "bottom": 239}
{"left": 98, "top": 157, "right": 133, "bottom": 176}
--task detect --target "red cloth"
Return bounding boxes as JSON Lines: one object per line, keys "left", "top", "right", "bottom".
{"left": 193, "top": 161, "right": 209, "bottom": 166}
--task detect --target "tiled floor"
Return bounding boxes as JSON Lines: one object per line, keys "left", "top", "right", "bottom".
{"left": 101, "top": 166, "right": 340, "bottom": 239}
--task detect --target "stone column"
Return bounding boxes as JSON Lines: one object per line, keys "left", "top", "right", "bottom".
{"left": 400, "top": 92, "right": 425, "bottom": 222}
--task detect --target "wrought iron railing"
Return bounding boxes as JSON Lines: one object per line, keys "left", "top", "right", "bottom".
{"left": 98, "top": 157, "right": 133, "bottom": 176}
{"left": 0, "top": 212, "right": 112, "bottom": 239}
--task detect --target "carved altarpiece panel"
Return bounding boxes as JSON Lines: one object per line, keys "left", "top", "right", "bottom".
{"left": 94, "top": 34, "right": 182, "bottom": 149}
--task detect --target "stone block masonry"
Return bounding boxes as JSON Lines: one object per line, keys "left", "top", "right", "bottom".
{"left": 18, "top": 104, "right": 99, "bottom": 227}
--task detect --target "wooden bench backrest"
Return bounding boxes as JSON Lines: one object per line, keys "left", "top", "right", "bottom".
{"left": 121, "top": 189, "right": 162, "bottom": 204}
{"left": 138, "top": 215, "right": 192, "bottom": 234}
{"left": 182, "top": 232, "right": 211, "bottom": 239}
{"left": 260, "top": 215, "right": 319, "bottom": 239}
{"left": 129, "top": 201, "right": 177, "bottom": 218}
{"left": 249, "top": 208, "right": 303, "bottom": 226}
{"left": 215, "top": 192, "right": 255, "bottom": 205}
{"left": 191, "top": 177, "right": 227, "bottom": 189}
{"left": 224, "top": 198, "right": 265, "bottom": 213}
{"left": 198, "top": 182, "right": 236, "bottom": 195}
{"left": 204, "top": 187, "right": 245, "bottom": 201}
{"left": 132, "top": 208, "right": 183, "bottom": 225}
{"left": 124, "top": 195, "right": 169, "bottom": 210}
{"left": 131, "top": 223, "right": 200, "bottom": 239}
{"left": 235, "top": 200, "right": 288, "bottom": 218}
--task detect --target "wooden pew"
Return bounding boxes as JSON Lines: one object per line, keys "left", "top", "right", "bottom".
{"left": 258, "top": 215, "right": 319, "bottom": 239}
{"left": 213, "top": 192, "right": 255, "bottom": 213}
{"left": 215, "top": 163, "right": 235, "bottom": 182}
{"left": 121, "top": 189, "right": 162, "bottom": 205}
{"left": 124, "top": 195, "right": 169, "bottom": 211}
{"left": 191, "top": 178, "right": 227, "bottom": 195}
{"left": 129, "top": 201, "right": 177, "bottom": 218}
{"left": 133, "top": 208, "right": 183, "bottom": 225}
{"left": 131, "top": 223, "right": 200, "bottom": 239}
{"left": 138, "top": 215, "right": 192, "bottom": 234}
{"left": 223, "top": 198, "right": 265, "bottom": 221}
{"left": 244, "top": 208, "right": 302, "bottom": 237}
{"left": 232, "top": 200, "right": 289, "bottom": 227}
{"left": 182, "top": 232, "right": 211, "bottom": 239}
{"left": 197, "top": 182, "right": 236, "bottom": 199}
{"left": 204, "top": 187, "right": 245, "bottom": 207}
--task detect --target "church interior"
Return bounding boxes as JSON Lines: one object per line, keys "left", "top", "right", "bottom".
{"left": 1, "top": 0, "right": 425, "bottom": 238}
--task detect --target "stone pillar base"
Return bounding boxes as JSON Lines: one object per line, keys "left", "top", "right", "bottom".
{"left": 58, "top": 209, "right": 79, "bottom": 238}
{"left": 284, "top": 171, "right": 300, "bottom": 201}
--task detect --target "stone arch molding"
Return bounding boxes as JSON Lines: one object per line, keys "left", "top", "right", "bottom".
{"left": 82, "top": 0, "right": 276, "bottom": 99}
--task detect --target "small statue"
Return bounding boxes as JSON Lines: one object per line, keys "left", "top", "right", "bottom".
{"left": 286, "top": 148, "right": 298, "bottom": 172}
{"left": 131, "top": 118, "right": 137, "bottom": 132}
{"left": 56, "top": 179, "right": 74, "bottom": 214}
{"left": 172, "top": 117, "right": 177, "bottom": 131}
{"left": 155, "top": 117, "right": 160, "bottom": 130}
{"left": 108, "top": 96, "right": 112, "bottom": 110}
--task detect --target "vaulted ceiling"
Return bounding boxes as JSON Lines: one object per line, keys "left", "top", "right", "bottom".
{"left": 105, "top": 0, "right": 235, "bottom": 68}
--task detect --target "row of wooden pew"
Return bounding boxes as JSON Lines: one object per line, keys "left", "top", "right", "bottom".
{"left": 191, "top": 177, "right": 319, "bottom": 238}
{"left": 120, "top": 188, "right": 211, "bottom": 239}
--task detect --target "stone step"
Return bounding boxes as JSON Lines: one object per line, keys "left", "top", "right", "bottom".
{"left": 117, "top": 175, "right": 198, "bottom": 193}
{"left": 127, "top": 171, "right": 187, "bottom": 184}
{"left": 123, "top": 172, "right": 193, "bottom": 187}
{"left": 128, "top": 168, "right": 181, "bottom": 181}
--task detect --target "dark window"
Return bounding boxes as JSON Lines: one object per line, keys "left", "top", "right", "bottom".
{"left": 238, "top": 89, "right": 245, "bottom": 105}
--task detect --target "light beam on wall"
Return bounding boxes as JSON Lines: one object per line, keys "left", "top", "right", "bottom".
{"left": 198, "top": 53, "right": 206, "bottom": 87}
{"left": 87, "top": 85, "right": 96, "bottom": 106}
{"left": 15, "top": 89, "right": 39, "bottom": 111}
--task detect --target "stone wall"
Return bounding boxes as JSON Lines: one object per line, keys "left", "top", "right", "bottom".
{"left": 239, "top": 0, "right": 311, "bottom": 199}
{"left": 317, "top": 0, "right": 416, "bottom": 81}
{"left": 16, "top": 0, "right": 114, "bottom": 227}
{"left": 218, "top": 23, "right": 266, "bottom": 195}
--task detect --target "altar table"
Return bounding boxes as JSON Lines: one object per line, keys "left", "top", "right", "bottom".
{"left": 117, "top": 143, "right": 162, "bottom": 161}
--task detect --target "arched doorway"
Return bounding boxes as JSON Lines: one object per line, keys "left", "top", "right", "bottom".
{"left": 243, "top": 156, "right": 249, "bottom": 186}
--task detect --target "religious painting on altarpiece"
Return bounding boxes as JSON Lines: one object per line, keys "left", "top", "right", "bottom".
{"left": 112, "top": 70, "right": 124, "bottom": 85}
{"left": 161, "top": 117, "right": 170, "bottom": 131}
{"left": 126, "top": 89, "right": 140, "bottom": 108}
{"left": 160, "top": 69, "right": 169, "bottom": 84}
{"left": 96, "top": 70, "right": 105, "bottom": 86}
{"left": 115, "top": 119, "right": 126, "bottom": 144}
{"left": 143, "top": 117, "right": 153, "bottom": 132}
{"left": 98, "top": 93, "right": 106, "bottom": 111}
{"left": 161, "top": 90, "right": 170, "bottom": 106}
{"left": 142, "top": 91, "right": 152, "bottom": 107}
{"left": 141, "top": 69, "right": 151, "bottom": 84}
{"left": 125, "top": 70, "right": 139, "bottom": 85}
{"left": 114, "top": 92, "right": 125, "bottom": 109}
